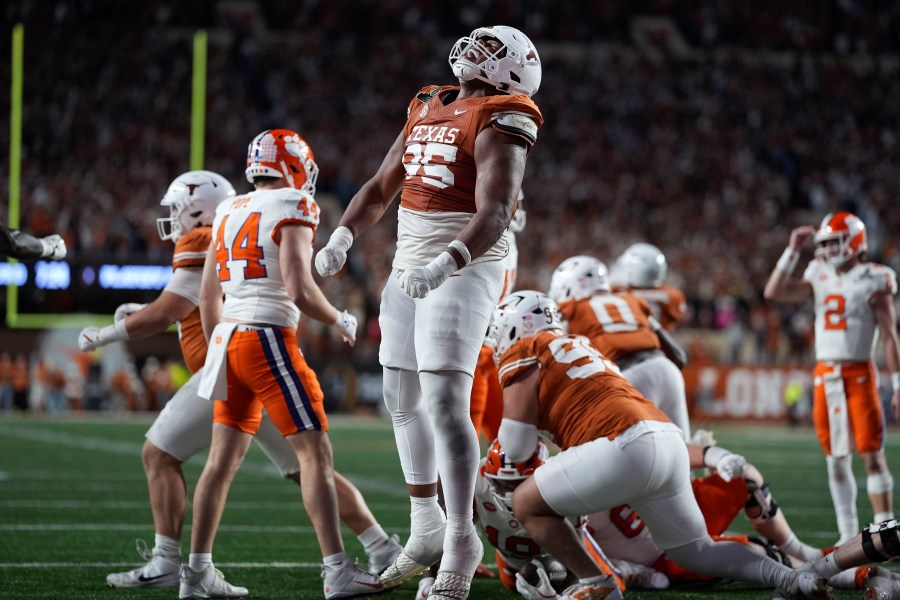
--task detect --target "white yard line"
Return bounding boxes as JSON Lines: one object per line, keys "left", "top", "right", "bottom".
{"left": 0, "top": 423, "right": 406, "bottom": 497}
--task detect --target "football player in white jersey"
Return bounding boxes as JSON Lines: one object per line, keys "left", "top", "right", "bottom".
{"left": 78, "top": 170, "right": 400, "bottom": 590}
{"left": 765, "top": 211, "right": 899, "bottom": 544}
{"left": 182, "top": 130, "right": 392, "bottom": 599}
{"left": 315, "top": 26, "right": 543, "bottom": 600}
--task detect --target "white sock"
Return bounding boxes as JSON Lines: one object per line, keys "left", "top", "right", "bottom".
{"left": 410, "top": 495, "right": 446, "bottom": 536}
{"left": 874, "top": 511, "right": 894, "bottom": 523}
{"left": 810, "top": 553, "right": 842, "bottom": 579}
{"left": 358, "top": 524, "right": 390, "bottom": 554}
{"left": 779, "top": 533, "right": 821, "bottom": 562}
{"left": 439, "top": 515, "right": 481, "bottom": 574}
{"left": 322, "top": 551, "right": 348, "bottom": 575}
{"left": 188, "top": 553, "right": 212, "bottom": 572}
{"left": 826, "top": 567, "right": 862, "bottom": 589}
{"left": 154, "top": 534, "right": 181, "bottom": 558}
{"left": 405, "top": 495, "right": 445, "bottom": 560}
{"left": 827, "top": 455, "right": 858, "bottom": 542}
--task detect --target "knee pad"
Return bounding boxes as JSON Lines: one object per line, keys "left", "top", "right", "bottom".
{"left": 862, "top": 519, "right": 900, "bottom": 562}
{"left": 867, "top": 472, "right": 894, "bottom": 495}
{"left": 382, "top": 367, "right": 422, "bottom": 424}
{"left": 747, "top": 535, "right": 791, "bottom": 565}
{"left": 745, "top": 480, "right": 779, "bottom": 523}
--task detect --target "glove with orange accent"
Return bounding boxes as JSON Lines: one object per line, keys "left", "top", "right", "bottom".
{"left": 78, "top": 320, "right": 130, "bottom": 352}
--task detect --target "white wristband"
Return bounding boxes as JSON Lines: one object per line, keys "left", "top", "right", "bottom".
{"left": 448, "top": 240, "right": 471, "bottom": 267}
{"left": 100, "top": 319, "right": 131, "bottom": 344}
{"left": 329, "top": 226, "right": 354, "bottom": 252}
{"left": 703, "top": 445, "right": 729, "bottom": 469}
{"left": 776, "top": 247, "right": 800, "bottom": 273}
{"left": 891, "top": 372, "right": 900, "bottom": 394}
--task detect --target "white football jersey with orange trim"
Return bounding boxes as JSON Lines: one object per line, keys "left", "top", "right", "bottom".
{"left": 212, "top": 188, "right": 319, "bottom": 329}
{"left": 474, "top": 459, "right": 584, "bottom": 570}
{"left": 803, "top": 259, "right": 897, "bottom": 362}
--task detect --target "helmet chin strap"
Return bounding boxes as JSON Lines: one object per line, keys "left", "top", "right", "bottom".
{"left": 452, "top": 60, "right": 481, "bottom": 81}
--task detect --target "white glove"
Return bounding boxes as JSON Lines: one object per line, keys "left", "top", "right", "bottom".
{"left": 690, "top": 428, "right": 717, "bottom": 448}
{"left": 39, "top": 234, "right": 67, "bottom": 260}
{"left": 515, "top": 564, "right": 560, "bottom": 600}
{"left": 704, "top": 446, "right": 747, "bottom": 482}
{"left": 397, "top": 252, "right": 458, "bottom": 299}
{"left": 333, "top": 310, "right": 357, "bottom": 346}
{"left": 509, "top": 208, "right": 527, "bottom": 233}
{"left": 114, "top": 303, "right": 146, "bottom": 323}
{"left": 315, "top": 226, "right": 353, "bottom": 277}
{"left": 78, "top": 320, "right": 129, "bottom": 352}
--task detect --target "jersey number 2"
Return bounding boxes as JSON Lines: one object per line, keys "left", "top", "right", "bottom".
{"left": 214, "top": 213, "right": 267, "bottom": 282}
{"left": 823, "top": 294, "right": 847, "bottom": 330}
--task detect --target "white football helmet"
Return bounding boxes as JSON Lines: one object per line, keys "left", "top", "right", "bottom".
{"left": 488, "top": 290, "right": 563, "bottom": 359}
{"left": 619, "top": 243, "right": 667, "bottom": 288}
{"left": 548, "top": 256, "right": 609, "bottom": 303}
{"left": 448, "top": 25, "right": 541, "bottom": 97}
{"left": 157, "top": 170, "right": 235, "bottom": 242}
{"left": 814, "top": 211, "right": 867, "bottom": 266}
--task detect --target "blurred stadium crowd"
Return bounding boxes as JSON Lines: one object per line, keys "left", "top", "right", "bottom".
{"left": 2, "top": 0, "right": 900, "bottom": 410}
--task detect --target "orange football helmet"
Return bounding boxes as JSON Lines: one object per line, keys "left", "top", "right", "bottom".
{"left": 814, "top": 211, "right": 867, "bottom": 266}
{"left": 482, "top": 437, "right": 549, "bottom": 509}
{"left": 245, "top": 129, "right": 318, "bottom": 195}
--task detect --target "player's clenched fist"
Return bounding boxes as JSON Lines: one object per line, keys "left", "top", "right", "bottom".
{"left": 315, "top": 226, "right": 353, "bottom": 277}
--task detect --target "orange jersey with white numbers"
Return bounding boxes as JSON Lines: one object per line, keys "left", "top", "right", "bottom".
{"left": 497, "top": 331, "right": 669, "bottom": 450}
{"left": 401, "top": 85, "right": 542, "bottom": 213}
{"left": 393, "top": 86, "right": 541, "bottom": 269}
{"left": 171, "top": 227, "right": 210, "bottom": 373}
{"left": 613, "top": 285, "right": 686, "bottom": 331}
{"left": 557, "top": 293, "right": 660, "bottom": 362}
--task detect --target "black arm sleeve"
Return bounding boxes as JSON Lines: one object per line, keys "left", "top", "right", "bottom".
{"left": 0, "top": 224, "right": 45, "bottom": 259}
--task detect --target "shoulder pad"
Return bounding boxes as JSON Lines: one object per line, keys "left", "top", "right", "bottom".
{"left": 492, "top": 112, "right": 539, "bottom": 145}
{"left": 416, "top": 87, "right": 442, "bottom": 103}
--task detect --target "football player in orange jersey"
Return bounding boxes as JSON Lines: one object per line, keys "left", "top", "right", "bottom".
{"left": 613, "top": 243, "right": 687, "bottom": 332}
{"left": 78, "top": 170, "right": 400, "bottom": 592}
{"left": 489, "top": 290, "right": 833, "bottom": 600}
{"left": 765, "top": 211, "right": 899, "bottom": 544}
{"left": 549, "top": 255, "right": 691, "bottom": 440}
{"left": 0, "top": 223, "right": 65, "bottom": 260}
{"left": 315, "top": 26, "right": 543, "bottom": 600}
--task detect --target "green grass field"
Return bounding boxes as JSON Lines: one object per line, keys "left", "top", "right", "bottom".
{"left": 0, "top": 415, "right": 897, "bottom": 599}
